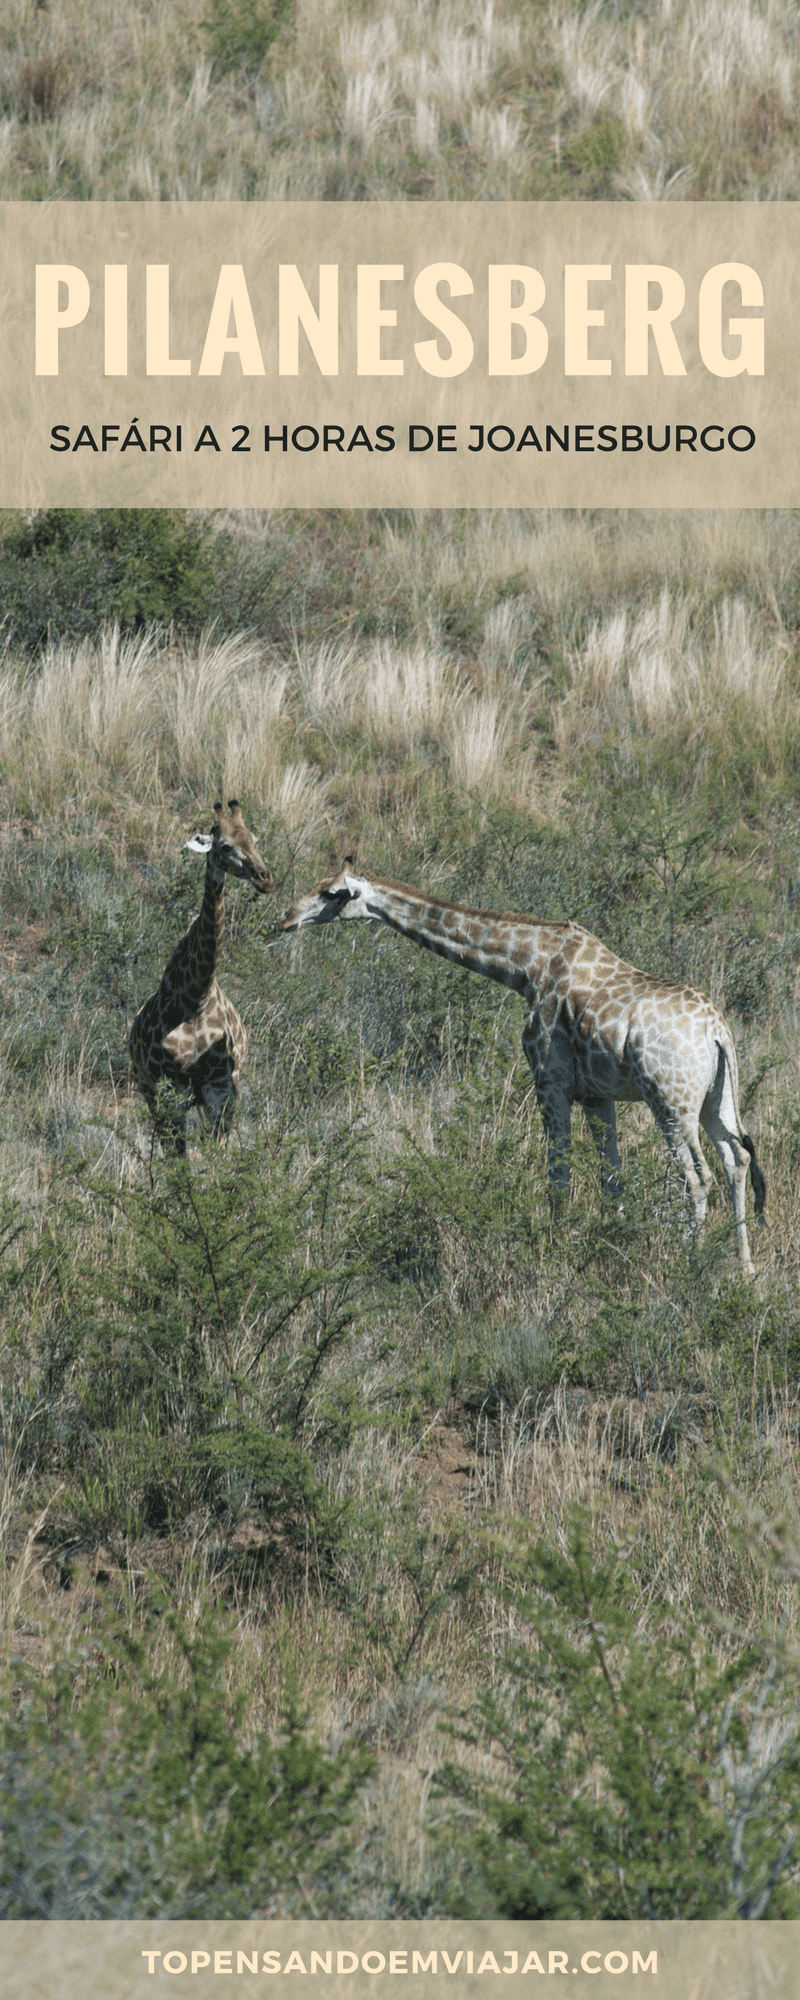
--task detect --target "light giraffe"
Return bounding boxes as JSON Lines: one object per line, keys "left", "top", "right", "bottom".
{"left": 282, "top": 867, "right": 766, "bottom": 1275}
{"left": 130, "top": 799, "right": 273, "bottom": 1153}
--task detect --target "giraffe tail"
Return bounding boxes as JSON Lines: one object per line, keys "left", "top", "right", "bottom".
{"left": 741, "top": 1132, "right": 767, "bottom": 1219}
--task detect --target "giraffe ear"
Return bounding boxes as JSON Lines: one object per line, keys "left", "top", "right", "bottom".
{"left": 185, "top": 834, "right": 213, "bottom": 854}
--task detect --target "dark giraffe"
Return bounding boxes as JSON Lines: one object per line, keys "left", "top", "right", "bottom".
{"left": 130, "top": 799, "right": 273, "bottom": 1152}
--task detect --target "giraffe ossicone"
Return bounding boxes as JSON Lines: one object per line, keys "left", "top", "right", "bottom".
{"left": 129, "top": 798, "right": 273, "bottom": 1154}
{"left": 282, "top": 867, "right": 766, "bottom": 1276}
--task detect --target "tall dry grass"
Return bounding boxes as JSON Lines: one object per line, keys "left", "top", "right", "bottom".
{"left": 555, "top": 585, "right": 788, "bottom": 758}
{"left": 364, "top": 640, "right": 456, "bottom": 752}
{"left": 1, "top": 509, "right": 798, "bottom": 823}
{"left": 0, "top": 0, "right": 798, "bottom": 200}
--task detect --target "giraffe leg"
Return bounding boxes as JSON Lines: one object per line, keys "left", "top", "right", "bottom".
{"left": 529, "top": 1079, "right": 573, "bottom": 1213}
{"left": 523, "top": 1016, "right": 573, "bottom": 1213}
{"left": 583, "top": 1096, "right": 624, "bottom": 1200}
{"left": 637, "top": 1076, "right": 712, "bottom": 1242}
{"left": 193, "top": 1035, "right": 239, "bottom": 1142}
{"left": 142, "top": 1080, "right": 189, "bottom": 1155}
{"left": 172, "top": 1120, "right": 188, "bottom": 1157}
{"left": 699, "top": 1062, "right": 756, "bottom": 1275}
{"left": 670, "top": 1126, "right": 713, "bottom": 1236}
{"left": 699, "top": 1107, "right": 754, "bottom": 1275}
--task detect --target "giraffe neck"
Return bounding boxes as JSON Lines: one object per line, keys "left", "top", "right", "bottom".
{"left": 357, "top": 880, "right": 541, "bottom": 995}
{"left": 162, "top": 852, "right": 226, "bottom": 1007}
{"left": 193, "top": 855, "right": 226, "bottom": 990}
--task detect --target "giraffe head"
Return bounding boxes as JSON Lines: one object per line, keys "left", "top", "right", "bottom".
{"left": 186, "top": 798, "right": 274, "bottom": 894}
{"left": 281, "top": 865, "right": 369, "bottom": 930}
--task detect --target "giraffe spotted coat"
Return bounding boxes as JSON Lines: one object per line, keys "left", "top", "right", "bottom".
{"left": 282, "top": 869, "right": 766, "bottom": 1275}
{"left": 129, "top": 799, "right": 272, "bottom": 1152}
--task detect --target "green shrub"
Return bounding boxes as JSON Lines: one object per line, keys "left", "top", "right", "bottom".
{"left": 204, "top": 0, "right": 292, "bottom": 75}
{"left": 0, "top": 1605, "right": 372, "bottom": 1917}
{"left": 432, "top": 1512, "right": 800, "bottom": 1919}
{"left": 0, "top": 510, "right": 216, "bottom": 651}
{"left": 6, "top": 1124, "right": 397, "bottom": 1549}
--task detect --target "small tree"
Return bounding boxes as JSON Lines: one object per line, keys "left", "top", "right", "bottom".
{"left": 432, "top": 1511, "right": 799, "bottom": 1919}
{"left": 0, "top": 1602, "right": 372, "bottom": 1917}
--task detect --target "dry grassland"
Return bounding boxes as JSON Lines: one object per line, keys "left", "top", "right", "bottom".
{"left": 0, "top": 0, "right": 798, "bottom": 202}
{"left": 0, "top": 0, "right": 799, "bottom": 1921}
{"left": 0, "top": 505, "right": 798, "bottom": 1913}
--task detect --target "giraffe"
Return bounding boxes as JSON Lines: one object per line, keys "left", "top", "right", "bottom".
{"left": 129, "top": 799, "right": 273, "bottom": 1153}
{"left": 281, "top": 868, "right": 766, "bottom": 1275}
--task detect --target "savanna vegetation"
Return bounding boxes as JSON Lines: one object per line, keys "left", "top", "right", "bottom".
{"left": 0, "top": 502, "right": 799, "bottom": 1918}
{"left": 1, "top": 0, "right": 799, "bottom": 1933}
{"left": 0, "top": 0, "right": 798, "bottom": 204}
